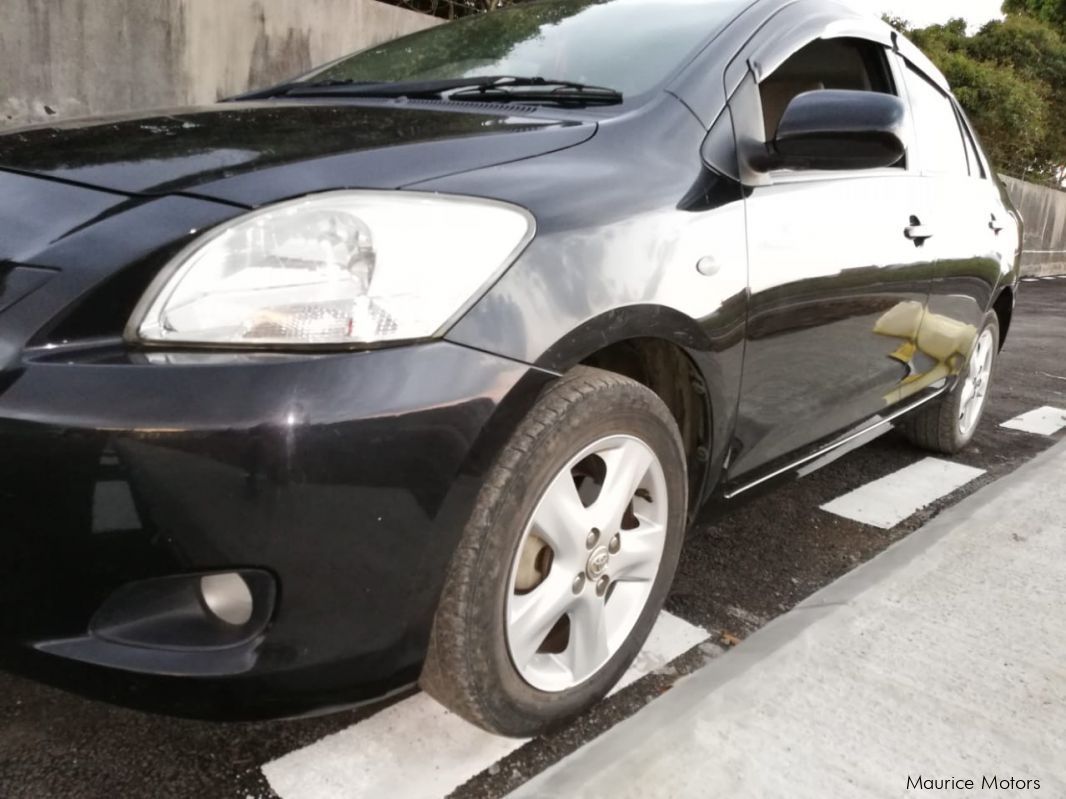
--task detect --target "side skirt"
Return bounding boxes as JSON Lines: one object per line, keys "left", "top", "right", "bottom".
{"left": 722, "top": 385, "right": 950, "bottom": 500}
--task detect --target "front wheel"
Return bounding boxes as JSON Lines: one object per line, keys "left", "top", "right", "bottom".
{"left": 420, "top": 366, "right": 688, "bottom": 737}
{"left": 901, "top": 310, "right": 999, "bottom": 454}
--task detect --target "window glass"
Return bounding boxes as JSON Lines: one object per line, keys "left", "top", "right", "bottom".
{"left": 759, "top": 38, "right": 894, "bottom": 141}
{"left": 903, "top": 66, "right": 969, "bottom": 176}
{"left": 302, "top": 0, "right": 750, "bottom": 100}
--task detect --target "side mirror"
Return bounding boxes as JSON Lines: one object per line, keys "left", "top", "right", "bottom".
{"left": 770, "top": 90, "right": 906, "bottom": 171}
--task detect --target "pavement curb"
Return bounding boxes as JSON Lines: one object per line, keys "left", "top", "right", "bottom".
{"left": 509, "top": 438, "right": 1066, "bottom": 799}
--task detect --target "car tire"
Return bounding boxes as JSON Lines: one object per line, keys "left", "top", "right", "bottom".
{"left": 420, "top": 365, "right": 688, "bottom": 737}
{"left": 900, "top": 310, "right": 1000, "bottom": 454}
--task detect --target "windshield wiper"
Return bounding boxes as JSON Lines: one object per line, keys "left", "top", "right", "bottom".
{"left": 450, "top": 77, "right": 623, "bottom": 106}
{"left": 231, "top": 79, "right": 381, "bottom": 101}
{"left": 271, "top": 76, "right": 623, "bottom": 106}
{"left": 281, "top": 76, "right": 508, "bottom": 98}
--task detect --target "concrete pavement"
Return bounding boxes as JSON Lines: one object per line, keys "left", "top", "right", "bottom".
{"left": 510, "top": 440, "right": 1066, "bottom": 799}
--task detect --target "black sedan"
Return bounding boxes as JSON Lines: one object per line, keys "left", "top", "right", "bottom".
{"left": 0, "top": 0, "right": 1020, "bottom": 736}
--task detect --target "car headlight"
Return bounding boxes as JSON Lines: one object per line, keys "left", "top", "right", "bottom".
{"left": 126, "top": 191, "right": 535, "bottom": 347}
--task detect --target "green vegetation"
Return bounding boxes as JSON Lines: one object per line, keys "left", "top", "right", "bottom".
{"left": 1003, "top": 0, "right": 1066, "bottom": 31}
{"left": 382, "top": 0, "right": 524, "bottom": 21}
{"left": 886, "top": 11, "right": 1066, "bottom": 183}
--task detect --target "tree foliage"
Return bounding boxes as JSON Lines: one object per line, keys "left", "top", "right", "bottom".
{"left": 382, "top": 0, "right": 523, "bottom": 20}
{"left": 1002, "top": 0, "right": 1066, "bottom": 33}
{"left": 887, "top": 12, "right": 1066, "bottom": 182}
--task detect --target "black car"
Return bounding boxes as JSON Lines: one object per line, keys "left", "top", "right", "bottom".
{"left": 0, "top": 0, "right": 1020, "bottom": 736}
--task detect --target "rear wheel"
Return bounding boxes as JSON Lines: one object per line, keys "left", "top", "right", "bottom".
{"left": 901, "top": 311, "right": 999, "bottom": 454}
{"left": 420, "top": 366, "right": 687, "bottom": 737}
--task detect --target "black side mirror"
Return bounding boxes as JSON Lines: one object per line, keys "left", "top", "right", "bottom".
{"left": 770, "top": 89, "right": 907, "bottom": 171}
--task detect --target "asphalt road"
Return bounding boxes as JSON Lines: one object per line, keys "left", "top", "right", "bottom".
{"left": 1, "top": 278, "right": 1064, "bottom": 799}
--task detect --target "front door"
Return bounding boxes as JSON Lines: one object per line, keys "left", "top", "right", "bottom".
{"left": 728, "top": 37, "right": 936, "bottom": 480}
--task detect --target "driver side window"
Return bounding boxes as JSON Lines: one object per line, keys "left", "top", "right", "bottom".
{"left": 760, "top": 38, "right": 897, "bottom": 144}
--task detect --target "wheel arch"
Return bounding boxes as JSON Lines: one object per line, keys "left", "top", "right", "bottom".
{"left": 533, "top": 305, "right": 740, "bottom": 517}
{"left": 579, "top": 336, "right": 710, "bottom": 498}
{"left": 532, "top": 340, "right": 710, "bottom": 524}
{"left": 992, "top": 285, "right": 1014, "bottom": 349}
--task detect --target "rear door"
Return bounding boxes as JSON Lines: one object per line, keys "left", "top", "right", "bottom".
{"left": 900, "top": 62, "right": 1015, "bottom": 382}
{"left": 728, "top": 34, "right": 936, "bottom": 479}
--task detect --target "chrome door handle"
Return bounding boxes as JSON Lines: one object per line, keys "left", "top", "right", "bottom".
{"left": 904, "top": 223, "right": 934, "bottom": 243}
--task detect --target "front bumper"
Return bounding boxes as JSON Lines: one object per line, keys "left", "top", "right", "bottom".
{"left": 0, "top": 339, "right": 555, "bottom": 718}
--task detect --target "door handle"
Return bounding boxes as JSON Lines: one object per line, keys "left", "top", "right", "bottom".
{"left": 904, "top": 217, "right": 934, "bottom": 245}
{"left": 989, "top": 214, "right": 1005, "bottom": 234}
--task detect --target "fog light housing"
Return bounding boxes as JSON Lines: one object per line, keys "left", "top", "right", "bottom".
{"left": 90, "top": 569, "right": 275, "bottom": 651}
{"left": 200, "top": 573, "right": 254, "bottom": 626}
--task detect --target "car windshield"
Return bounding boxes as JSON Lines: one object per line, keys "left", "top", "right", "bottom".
{"left": 300, "top": 0, "right": 751, "bottom": 100}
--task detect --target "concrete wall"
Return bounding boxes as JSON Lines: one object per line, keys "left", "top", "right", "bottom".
{"left": 1000, "top": 174, "right": 1066, "bottom": 277}
{"left": 0, "top": 0, "right": 439, "bottom": 128}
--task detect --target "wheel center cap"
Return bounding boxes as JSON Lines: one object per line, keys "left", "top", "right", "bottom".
{"left": 586, "top": 546, "right": 610, "bottom": 579}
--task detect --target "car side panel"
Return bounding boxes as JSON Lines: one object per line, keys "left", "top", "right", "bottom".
{"left": 430, "top": 97, "right": 750, "bottom": 499}
{"left": 921, "top": 174, "right": 1012, "bottom": 358}
{"left": 898, "top": 54, "right": 1019, "bottom": 374}
{"left": 729, "top": 172, "right": 935, "bottom": 479}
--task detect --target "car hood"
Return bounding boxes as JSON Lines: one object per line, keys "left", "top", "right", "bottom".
{"left": 0, "top": 101, "right": 596, "bottom": 207}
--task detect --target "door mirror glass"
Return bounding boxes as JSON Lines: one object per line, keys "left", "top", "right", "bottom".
{"left": 771, "top": 89, "right": 907, "bottom": 171}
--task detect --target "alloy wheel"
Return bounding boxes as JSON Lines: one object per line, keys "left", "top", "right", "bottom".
{"left": 958, "top": 328, "right": 995, "bottom": 437}
{"left": 505, "top": 434, "right": 669, "bottom": 692}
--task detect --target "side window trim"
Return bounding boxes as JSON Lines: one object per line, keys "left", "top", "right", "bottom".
{"left": 885, "top": 48, "right": 918, "bottom": 174}
{"left": 953, "top": 102, "right": 989, "bottom": 179}
{"left": 955, "top": 105, "right": 979, "bottom": 178}
{"left": 725, "top": 3, "right": 893, "bottom": 92}
{"left": 896, "top": 54, "right": 928, "bottom": 174}
{"left": 901, "top": 56, "right": 971, "bottom": 178}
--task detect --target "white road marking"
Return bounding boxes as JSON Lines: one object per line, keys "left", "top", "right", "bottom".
{"left": 611, "top": 610, "right": 709, "bottom": 694}
{"left": 263, "top": 611, "right": 707, "bottom": 799}
{"left": 92, "top": 481, "right": 141, "bottom": 533}
{"left": 819, "top": 457, "right": 985, "bottom": 529}
{"left": 264, "top": 692, "right": 522, "bottom": 799}
{"left": 1000, "top": 406, "right": 1066, "bottom": 436}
